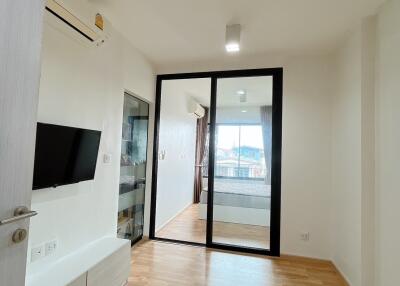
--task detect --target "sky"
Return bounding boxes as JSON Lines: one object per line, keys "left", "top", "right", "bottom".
{"left": 217, "top": 125, "right": 265, "bottom": 150}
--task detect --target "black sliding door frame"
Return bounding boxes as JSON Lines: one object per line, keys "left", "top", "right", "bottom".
{"left": 149, "top": 68, "right": 283, "bottom": 256}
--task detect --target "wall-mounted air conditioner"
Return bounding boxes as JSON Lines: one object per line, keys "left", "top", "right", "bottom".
{"left": 188, "top": 100, "right": 205, "bottom": 119}
{"left": 45, "top": 0, "right": 110, "bottom": 46}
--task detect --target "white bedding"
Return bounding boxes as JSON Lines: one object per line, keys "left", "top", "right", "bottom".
{"left": 203, "top": 178, "right": 271, "bottom": 197}
{"left": 200, "top": 178, "right": 271, "bottom": 210}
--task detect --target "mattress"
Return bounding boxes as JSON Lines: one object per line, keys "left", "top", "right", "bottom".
{"left": 200, "top": 178, "right": 271, "bottom": 209}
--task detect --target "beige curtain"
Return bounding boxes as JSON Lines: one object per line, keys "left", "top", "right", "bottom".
{"left": 193, "top": 107, "right": 209, "bottom": 203}
{"left": 260, "top": 106, "right": 272, "bottom": 184}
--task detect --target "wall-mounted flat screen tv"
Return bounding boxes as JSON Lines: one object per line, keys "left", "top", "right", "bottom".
{"left": 32, "top": 123, "right": 101, "bottom": 190}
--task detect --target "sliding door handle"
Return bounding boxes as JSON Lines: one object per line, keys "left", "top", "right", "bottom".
{"left": 0, "top": 206, "right": 38, "bottom": 226}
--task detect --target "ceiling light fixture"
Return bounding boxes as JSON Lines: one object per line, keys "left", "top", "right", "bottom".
{"left": 225, "top": 24, "right": 241, "bottom": 53}
{"left": 241, "top": 110, "right": 247, "bottom": 113}
{"left": 237, "top": 89, "right": 246, "bottom": 95}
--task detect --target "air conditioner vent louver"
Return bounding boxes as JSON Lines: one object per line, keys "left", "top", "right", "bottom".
{"left": 188, "top": 99, "right": 206, "bottom": 119}
{"left": 45, "top": 6, "right": 94, "bottom": 42}
{"left": 45, "top": 0, "right": 109, "bottom": 46}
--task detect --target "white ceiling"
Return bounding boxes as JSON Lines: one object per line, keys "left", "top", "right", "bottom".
{"left": 91, "top": 0, "right": 384, "bottom": 68}
{"left": 162, "top": 76, "right": 272, "bottom": 108}
{"left": 217, "top": 76, "right": 272, "bottom": 107}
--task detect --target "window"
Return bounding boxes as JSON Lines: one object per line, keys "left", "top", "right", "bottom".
{"left": 203, "top": 124, "right": 266, "bottom": 180}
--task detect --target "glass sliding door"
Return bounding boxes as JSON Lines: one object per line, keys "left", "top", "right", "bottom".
{"left": 149, "top": 69, "right": 282, "bottom": 256}
{"left": 211, "top": 76, "right": 273, "bottom": 250}
{"left": 117, "top": 93, "right": 149, "bottom": 245}
{"left": 153, "top": 78, "right": 211, "bottom": 244}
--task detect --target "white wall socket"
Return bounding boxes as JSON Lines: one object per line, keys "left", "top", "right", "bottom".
{"left": 31, "top": 245, "right": 45, "bottom": 262}
{"left": 300, "top": 232, "right": 310, "bottom": 241}
{"left": 45, "top": 240, "right": 58, "bottom": 256}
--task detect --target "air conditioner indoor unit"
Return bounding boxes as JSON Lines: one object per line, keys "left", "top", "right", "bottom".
{"left": 45, "top": 0, "right": 110, "bottom": 46}
{"left": 188, "top": 100, "right": 205, "bottom": 119}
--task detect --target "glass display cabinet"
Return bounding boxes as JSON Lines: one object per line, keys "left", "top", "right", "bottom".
{"left": 117, "top": 93, "right": 149, "bottom": 245}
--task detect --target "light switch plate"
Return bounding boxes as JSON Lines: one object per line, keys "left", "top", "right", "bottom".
{"left": 31, "top": 245, "right": 44, "bottom": 262}
{"left": 158, "top": 150, "right": 166, "bottom": 160}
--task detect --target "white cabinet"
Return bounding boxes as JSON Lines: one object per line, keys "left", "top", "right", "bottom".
{"left": 67, "top": 274, "right": 87, "bottom": 286}
{"left": 67, "top": 243, "right": 130, "bottom": 286}
{"left": 87, "top": 243, "right": 131, "bottom": 286}
{"left": 27, "top": 237, "right": 131, "bottom": 286}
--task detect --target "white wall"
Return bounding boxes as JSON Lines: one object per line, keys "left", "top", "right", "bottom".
{"left": 329, "top": 7, "right": 400, "bottom": 286}
{"left": 280, "top": 57, "right": 333, "bottom": 259}
{"left": 331, "top": 28, "right": 363, "bottom": 286}
{"left": 27, "top": 12, "right": 155, "bottom": 272}
{"left": 155, "top": 80, "right": 201, "bottom": 231}
{"left": 329, "top": 16, "right": 379, "bottom": 286}
{"left": 360, "top": 16, "right": 376, "bottom": 286}
{"left": 122, "top": 38, "right": 156, "bottom": 238}
{"left": 157, "top": 56, "right": 334, "bottom": 259}
{"left": 375, "top": 0, "right": 400, "bottom": 285}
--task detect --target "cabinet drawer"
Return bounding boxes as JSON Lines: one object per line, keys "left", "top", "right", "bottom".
{"left": 87, "top": 244, "right": 131, "bottom": 286}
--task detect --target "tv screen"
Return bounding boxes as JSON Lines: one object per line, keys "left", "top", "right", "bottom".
{"left": 32, "top": 123, "right": 101, "bottom": 190}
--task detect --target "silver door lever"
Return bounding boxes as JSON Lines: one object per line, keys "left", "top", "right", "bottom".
{"left": 0, "top": 206, "right": 37, "bottom": 226}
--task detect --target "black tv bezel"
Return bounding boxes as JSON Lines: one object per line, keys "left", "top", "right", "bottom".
{"left": 32, "top": 122, "right": 102, "bottom": 190}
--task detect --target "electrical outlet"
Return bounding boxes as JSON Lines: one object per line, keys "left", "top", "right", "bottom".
{"left": 45, "top": 240, "right": 58, "bottom": 256}
{"left": 31, "top": 245, "right": 45, "bottom": 262}
{"left": 300, "top": 232, "right": 310, "bottom": 241}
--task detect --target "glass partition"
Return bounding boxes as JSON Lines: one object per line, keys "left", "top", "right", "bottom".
{"left": 117, "top": 93, "right": 149, "bottom": 244}
{"left": 212, "top": 76, "right": 273, "bottom": 250}
{"left": 154, "top": 78, "right": 211, "bottom": 244}
{"left": 149, "top": 69, "right": 282, "bottom": 256}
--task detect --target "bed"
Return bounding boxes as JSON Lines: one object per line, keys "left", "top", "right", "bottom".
{"left": 199, "top": 178, "right": 271, "bottom": 226}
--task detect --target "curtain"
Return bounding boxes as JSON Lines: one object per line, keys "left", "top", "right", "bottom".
{"left": 260, "top": 106, "right": 272, "bottom": 184}
{"left": 193, "top": 107, "right": 209, "bottom": 203}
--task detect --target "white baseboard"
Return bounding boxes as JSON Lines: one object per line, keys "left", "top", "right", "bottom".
{"left": 331, "top": 260, "right": 351, "bottom": 286}
{"left": 280, "top": 254, "right": 350, "bottom": 286}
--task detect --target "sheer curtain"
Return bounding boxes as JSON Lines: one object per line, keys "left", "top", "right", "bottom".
{"left": 260, "top": 106, "right": 272, "bottom": 184}
{"left": 193, "top": 107, "right": 209, "bottom": 203}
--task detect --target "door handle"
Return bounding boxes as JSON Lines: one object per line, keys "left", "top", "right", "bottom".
{"left": 0, "top": 206, "right": 37, "bottom": 226}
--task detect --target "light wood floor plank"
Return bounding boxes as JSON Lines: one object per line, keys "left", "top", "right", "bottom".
{"left": 156, "top": 204, "right": 270, "bottom": 249}
{"left": 129, "top": 240, "right": 348, "bottom": 286}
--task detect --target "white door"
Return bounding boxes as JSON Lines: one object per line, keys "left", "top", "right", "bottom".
{"left": 0, "top": 1, "right": 45, "bottom": 285}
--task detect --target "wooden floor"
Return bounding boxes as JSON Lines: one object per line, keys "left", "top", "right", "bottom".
{"left": 129, "top": 240, "right": 348, "bottom": 286}
{"left": 156, "top": 204, "right": 270, "bottom": 249}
